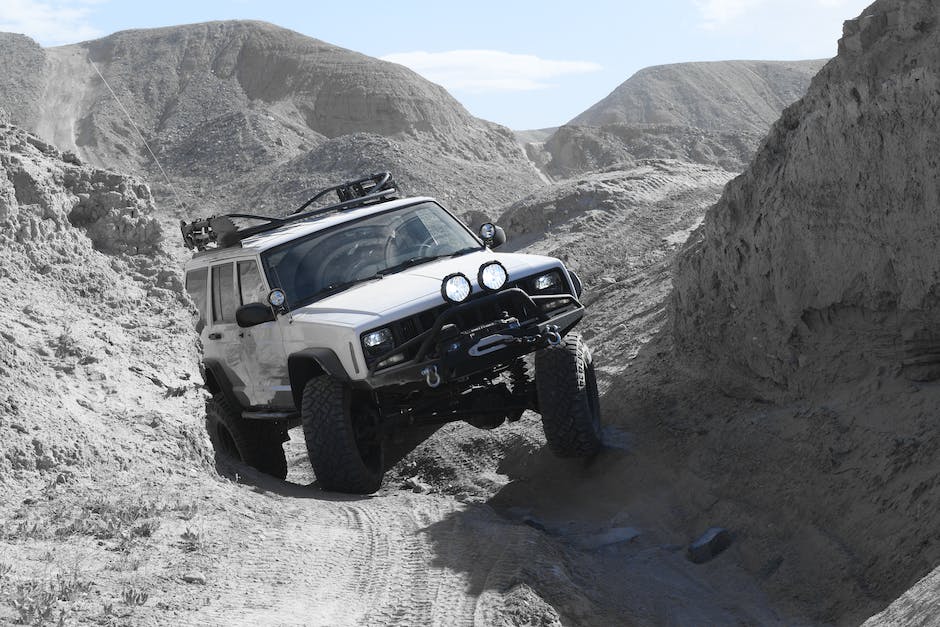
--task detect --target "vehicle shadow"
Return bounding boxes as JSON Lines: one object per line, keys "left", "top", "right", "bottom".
{"left": 418, "top": 323, "right": 940, "bottom": 625}
{"left": 212, "top": 423, "right": 441, "bottom": 501}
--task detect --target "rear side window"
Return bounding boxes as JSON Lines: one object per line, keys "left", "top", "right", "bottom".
{"left": 211, "top": 263, "right": 237, "bottom": 323}
{"left": 238, "top": 260, "right": 266, "bottom": 305}
{"left": 184, "top": 268, "right": 208, "bottom": 333}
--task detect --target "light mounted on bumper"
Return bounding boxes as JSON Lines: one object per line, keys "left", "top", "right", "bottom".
{"left": 478, "top": 261, "right": 508, "bottom": 291}
{"left": 442, "top": 273, "right": 472, "bottom": 303}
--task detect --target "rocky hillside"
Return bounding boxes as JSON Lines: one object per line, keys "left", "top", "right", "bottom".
{"left": 661, "top": 1, "right": 940, "bottom": 620}
{"left": 0, "top": 21, "right": 542, "bottom": 219}
{"left": 542, "top": 123, "right": 758, "bottom": 177}
{"left": 0, "top": 111, "right": 200, "bottom": 508}
{"left": 673, "top": 0, "right": 940, "bottom": 399}
{"left": 534, "top": 59, "right": 826, "bottom": 179}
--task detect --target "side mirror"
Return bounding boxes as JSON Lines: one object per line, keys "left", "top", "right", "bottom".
{"left": 479, "top": 223, "right": 507, "bottom": 249}
{"left": 236, "top": 302, "right": 275, "bottom": 328}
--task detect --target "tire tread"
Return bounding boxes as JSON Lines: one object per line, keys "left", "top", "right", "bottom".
{"left": 534, "top": 333, "right": 603, "bottom": 457}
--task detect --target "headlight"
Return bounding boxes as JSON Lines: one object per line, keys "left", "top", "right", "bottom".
{"left": 442, "top": 273, "right": 472, "bottom": 303}
{"left": 362, "top": 328, "right": 394, "bottom": 356}
{"left": 531, "top": 270, "right": 566, "bottom": 295}
{"left": 478, "top": 261, "right": 508, "bottom": 291}
{"left": 533, "top": 272, "right": 559, "bottom": 291}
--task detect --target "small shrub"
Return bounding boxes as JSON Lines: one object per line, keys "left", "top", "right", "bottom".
{"left": 131, "top": 519, "right": 160, "bottom": 538}
{"left": 54, "top": 498, "right": 163, "bottom": 544}
{"left": 121, "top": 586, "right": 148, "bottom": 606}
{"left": 6, "top": 571, "right": 90, "bottom": 624}
{"left": 179, "top": 527, "right": 206, "bottom": 553}
{"left": 9, "top": 581, "right": 58, "bottom": 624}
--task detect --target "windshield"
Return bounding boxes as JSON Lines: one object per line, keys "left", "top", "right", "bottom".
{"left": 261, "top": 202, "right": 482, "bottom": 307}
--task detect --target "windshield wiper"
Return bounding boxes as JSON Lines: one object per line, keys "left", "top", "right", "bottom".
{"left": 449, "top": 245, "right": 484, "bottom": 257}
{"left": 377, "top": 246, "right": 484, "bottom": 277}
{"left": 310, "top": 275, "right": 383, "bottom": 299}
{"left": 377, "top": 255, "right": 447, "bottom": 276}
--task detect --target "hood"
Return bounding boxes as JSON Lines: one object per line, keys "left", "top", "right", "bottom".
{"left": 291, "top": 250, "right": 561, "bottom": 324}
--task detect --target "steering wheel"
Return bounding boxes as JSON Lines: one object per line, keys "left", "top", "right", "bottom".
{"left": 317, "top": 236, "right": 387, "bottom": 287}
{"left": 385, "top": 234, "right": 436, "bottom": 266}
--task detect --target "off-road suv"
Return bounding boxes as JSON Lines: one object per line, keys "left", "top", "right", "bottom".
{"left": 181, "top": 173, "right": 602, "bottom": 493}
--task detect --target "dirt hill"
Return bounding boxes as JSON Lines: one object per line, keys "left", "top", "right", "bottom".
{"left": 655, "top": 0, "right": 940, "bottom": 621}
{"left": 673, "top": 0, "right": 940, "bottom": 400}
{"left": 572, "top": 60, "right": 827, "bottom": 132}
{"left": 0, "top": 21, "right": 542, "bottom": 219}
{"left": 533, "top": 59, "right": 826, "bottom": 179}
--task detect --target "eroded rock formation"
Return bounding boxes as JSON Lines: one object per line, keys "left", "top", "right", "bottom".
{"left": 673, "top": 0, "right": 940, "bottom": 398}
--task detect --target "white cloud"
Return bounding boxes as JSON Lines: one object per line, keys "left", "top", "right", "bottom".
{"left": 694, "top": 0, "right": 871, "bottom": 30}
{"left": 0, "top": 0, "right": 104, "bottom": 45}
{"left": 381, "top": 50, "right": 601, "bottom": 93}
{"left": 694, "top": 0, "right": 766, "bottom": 29}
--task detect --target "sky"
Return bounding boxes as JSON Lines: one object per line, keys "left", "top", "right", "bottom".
{"left": 0, "top": 0, "right": 874, "bottom": 130}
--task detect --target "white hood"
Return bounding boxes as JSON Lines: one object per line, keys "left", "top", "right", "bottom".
{"left": 290, "top": 250, "right": 562, "bottom": 326}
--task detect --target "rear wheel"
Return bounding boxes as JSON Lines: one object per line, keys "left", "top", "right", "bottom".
{"left": 205, "top": 396, "right": 287, "bottom": 479}
{"left": 301, "top": 377, "right": 385, "bottom": 494}
{"left": 534, "top": 333, "right": 603, "bottom": 457}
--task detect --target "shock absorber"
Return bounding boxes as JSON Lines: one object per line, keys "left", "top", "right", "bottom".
{"left": 507, "top": 358, "right": 532, "bottom": 408}
{"left": 505, "top": 358, "right": 532, "bottom": 421}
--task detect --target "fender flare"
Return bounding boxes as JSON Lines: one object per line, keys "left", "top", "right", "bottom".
{"left": 287, "top": 348, "right": 351, "bottom": 410}
{"left": 202, "top": 359, "right": 242, "bottom": 410}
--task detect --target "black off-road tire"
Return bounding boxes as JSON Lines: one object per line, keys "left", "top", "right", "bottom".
{"left": 205, "top": 395, "right": 288, "bottom": 479}
{"left": 301, "top": 377, "right": 384, "bottom": 494}
{"left": 534, "top": 333, "right": 603, "bottom": 457}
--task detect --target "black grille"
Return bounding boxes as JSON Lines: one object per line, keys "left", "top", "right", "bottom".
{"left": 369, "top": 275, "right": 574, "bottom": 370}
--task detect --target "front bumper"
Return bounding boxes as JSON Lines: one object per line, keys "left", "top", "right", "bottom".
{"left": 362, "top": 288, "right": 584, "bottom": 389}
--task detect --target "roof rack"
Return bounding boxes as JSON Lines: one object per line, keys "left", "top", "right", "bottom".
{"left": 180, "top": 172, "right": 399, "bottom": 251}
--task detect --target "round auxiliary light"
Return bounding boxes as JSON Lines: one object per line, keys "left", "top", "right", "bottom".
{"left": 442, "top": 273, "right": 472, "bottom": 303}
{"left": 268, "top": 288, "right": 287, "bottom": 308}
{"left": 478, "top": 261, "right": 508, "bottom": 291}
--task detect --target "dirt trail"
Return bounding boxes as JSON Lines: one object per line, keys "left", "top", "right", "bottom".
{"left": 111, "top": 424, "right": 786, "bottom": 626}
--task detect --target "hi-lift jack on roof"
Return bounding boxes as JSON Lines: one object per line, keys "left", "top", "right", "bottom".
{"left": 180, "top": 172, "right": 399, "bottom": 251}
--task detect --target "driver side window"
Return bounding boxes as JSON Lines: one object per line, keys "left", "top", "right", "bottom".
{"left": 238, "top": 260, "right": 266, "bottom": 305}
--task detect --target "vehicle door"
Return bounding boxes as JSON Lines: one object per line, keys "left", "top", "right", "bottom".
{"left": 235, "top": 259, "right": 290, "bottom": 407}
{"left": 205, "top": 261, "right": 254, "bottom": 406}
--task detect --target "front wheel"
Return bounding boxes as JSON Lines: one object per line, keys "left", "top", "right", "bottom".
{"left": 534, "top": 333, "right": 603, "bottom": 457}
{"left": 301, "top": 377, "right": 385, "bottom": 494}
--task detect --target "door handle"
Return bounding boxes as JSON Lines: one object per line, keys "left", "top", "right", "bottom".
{"left": 208, "top": 332, "right": 222, "bottom": 340}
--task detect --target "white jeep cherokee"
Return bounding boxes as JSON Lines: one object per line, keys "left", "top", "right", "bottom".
{"left": 182, "top": 173, "right": 602, "bottom": 493}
